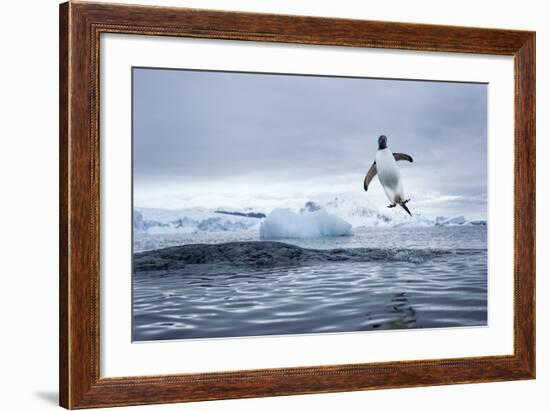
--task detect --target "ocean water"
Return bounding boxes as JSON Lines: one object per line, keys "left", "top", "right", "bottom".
{"left": 133, "top": 226, "right": 487, "bottom": 341}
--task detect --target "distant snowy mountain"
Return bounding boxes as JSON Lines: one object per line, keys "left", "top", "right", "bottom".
{"left": 134, "top": 208, "right": 262, "bottom": 234}
{"left": 315, "top": 197, "right": 485, "bottom": 228}
{"left": 134, "top": 198, "right": 485, "bottom": 236}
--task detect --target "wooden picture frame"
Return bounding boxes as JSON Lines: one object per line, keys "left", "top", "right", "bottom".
{"left": 59, "top": 1, "right": 535, "bottom": 408}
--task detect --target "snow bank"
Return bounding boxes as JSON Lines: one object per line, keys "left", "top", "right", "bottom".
{"left": 260, "top": 208, "right": 352, "bottom": 239}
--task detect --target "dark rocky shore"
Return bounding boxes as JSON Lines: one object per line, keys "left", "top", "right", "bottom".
{"left": 133, "top": 241, "right": 464, "bottom": 272}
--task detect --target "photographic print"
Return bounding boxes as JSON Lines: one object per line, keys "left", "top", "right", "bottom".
{"left": 132, "top": 68, "right": 487, "bottom": 342}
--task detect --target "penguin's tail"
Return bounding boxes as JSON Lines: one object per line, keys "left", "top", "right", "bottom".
{"left": 399, "top": 201, "right": 412, "bottom": 216}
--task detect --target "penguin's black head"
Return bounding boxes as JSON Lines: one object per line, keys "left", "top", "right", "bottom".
{"left": 378, "top": 135, "right": 388, "bottom": 150}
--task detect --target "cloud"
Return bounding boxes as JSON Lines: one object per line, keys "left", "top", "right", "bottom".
{"left": 133, "top": 68, "right": 487, "bottom": 219}
{"left": 415, "top": 193, "right": 464, "bottom": 205}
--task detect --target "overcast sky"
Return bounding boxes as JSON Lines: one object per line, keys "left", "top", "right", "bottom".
{"left": 133, "top": 68, "right": 487, "bottom": 219}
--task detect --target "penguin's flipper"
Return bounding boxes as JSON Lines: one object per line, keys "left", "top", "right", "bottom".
{"left": 393, "top": 153, "right": 413, "bottom": 163}
{"left": 363, "top": 161, "right": 377, "bottom": 191}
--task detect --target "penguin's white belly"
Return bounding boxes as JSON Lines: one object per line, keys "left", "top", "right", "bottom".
{"left": 375, "top": 149, "right": 404, "bottom": 204}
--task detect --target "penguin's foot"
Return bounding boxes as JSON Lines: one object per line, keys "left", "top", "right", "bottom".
{"left": 387, "top": 204, "right": 396, "bottom": 208}
{"left": 403, "top": 198, "right": 411, "bottom": 204}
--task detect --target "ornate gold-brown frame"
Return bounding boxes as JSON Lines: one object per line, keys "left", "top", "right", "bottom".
{"left": 59, "top": 1, "right": 535, "bottom": 408}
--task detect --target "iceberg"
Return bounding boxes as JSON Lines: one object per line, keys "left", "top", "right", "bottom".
{"left": 468, "top": 220, "right": 487, "bottom": 226}
{"left": 260, "top": 208, "right": 352, "bottom": 239}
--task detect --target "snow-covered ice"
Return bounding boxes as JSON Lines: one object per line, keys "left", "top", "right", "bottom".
{"left": 259, "top": 208, "right": 352, "bottom": 239}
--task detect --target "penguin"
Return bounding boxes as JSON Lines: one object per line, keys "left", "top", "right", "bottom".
{"left": 363, "top": 135, "right": 414, "bottom": 216}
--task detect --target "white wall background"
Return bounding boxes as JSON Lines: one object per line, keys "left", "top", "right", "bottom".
{"left": 0, "top": 0, "right": 546, "bottom": 410}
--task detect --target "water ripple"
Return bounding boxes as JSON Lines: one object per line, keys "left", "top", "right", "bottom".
{"left": 133, "top": 251, "right": 487, "bottom": 341}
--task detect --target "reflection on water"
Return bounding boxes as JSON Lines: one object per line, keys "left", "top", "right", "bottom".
{"left": 133, "top": 227, "right": 487, "bottom": 341}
